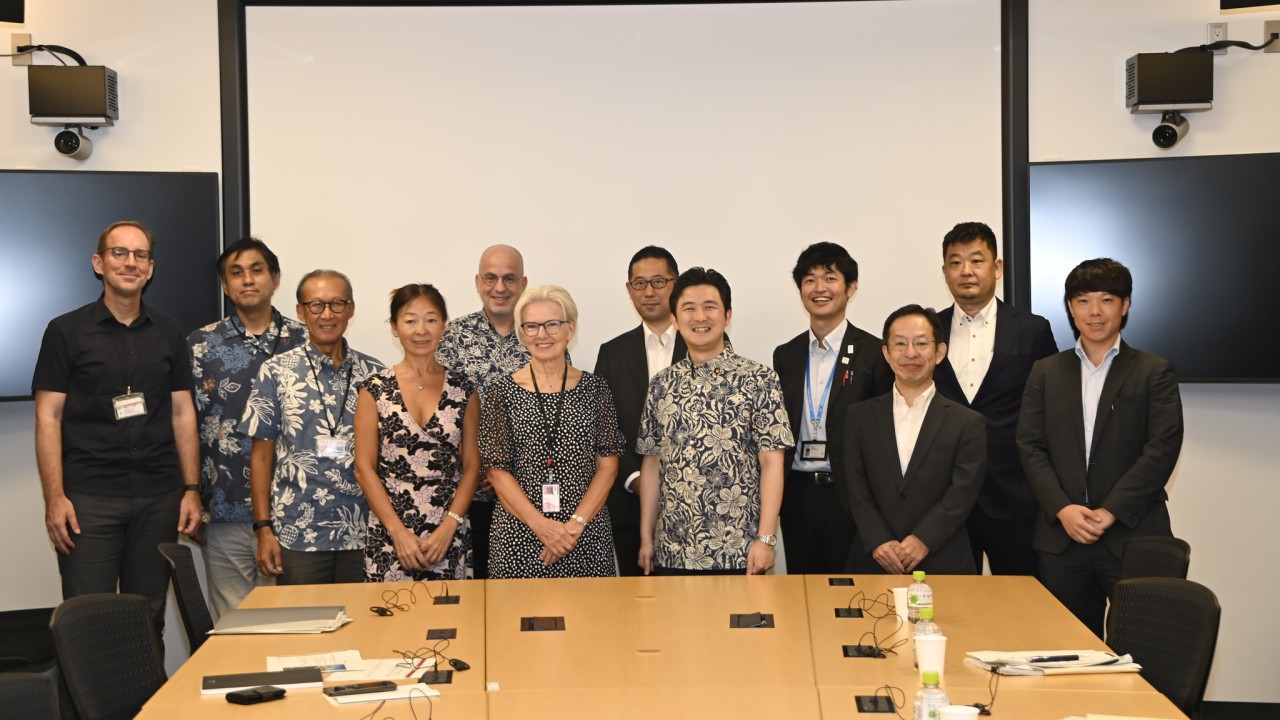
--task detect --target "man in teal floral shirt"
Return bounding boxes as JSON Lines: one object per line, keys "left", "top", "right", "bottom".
{"left": 636, "top": 268, "right": 793, "bottom": 575}
{"left": 242, "top": 269, "right": 384, "bottom": 585}
{"left": 189, "top": 238, "right": 306, "bottom": 615}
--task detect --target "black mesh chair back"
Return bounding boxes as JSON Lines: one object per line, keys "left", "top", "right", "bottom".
{"left": 157, "top": 542, "right": 215, "bottom": 652}
{"left": 1119, "top": 535, "right": 1191, "bottom": 581}
{"left": 50, "top": 593, "right": 167, "bottom": 720}
{"left": 1107, "top": 578, "right": 1220, "bottom": 717}
{"left": 0, "top": 672, "right": 58, "bottom": 720}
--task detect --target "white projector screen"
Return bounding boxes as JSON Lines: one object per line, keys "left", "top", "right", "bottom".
{"left": 246, "top": 1, "right": 1002, "bottom": 368}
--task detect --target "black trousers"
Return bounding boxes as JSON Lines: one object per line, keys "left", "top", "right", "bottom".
{"left": 1038, "top": 540, "right": 1123, "bottom": 638}
{"left": 278, "top": 549, "right": 364, "bottom": 585}
{"left": 59, "top": 490, "right": 181, "bottom": 640}
{"left": 779, "top": 474, "right": 856, "bottom": 575}
{"left": 470, "top": 499, "right": 495, "bottom": 580}
{"left": 967, "top": 505, "right": 1039, "bottom": 576}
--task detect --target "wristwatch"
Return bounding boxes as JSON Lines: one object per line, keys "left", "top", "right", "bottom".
{"left": 755, "top": 534, "right": 778, "bottom": 547}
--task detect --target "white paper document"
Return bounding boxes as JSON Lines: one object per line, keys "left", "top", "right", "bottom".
{"left": 267, "top": 650, "right": 364, "bottom": 672}
{"left": 326, "top": 657, "right": 437, "bottom": 682}
{"left": 965, "top": 649, "right": 1143, "bottom": 675}
{"left": 324, "top": 684, "right": 442, "bottom": 705}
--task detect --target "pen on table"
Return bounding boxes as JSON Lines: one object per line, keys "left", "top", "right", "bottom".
{"left": 1027, "top": 654, "right": 1079, "bottom": 663}
{"left": 407, "top": 656, "right": 426, "bottom": 677}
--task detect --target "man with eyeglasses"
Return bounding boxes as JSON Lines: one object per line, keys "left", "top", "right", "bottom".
{"left": 773, "top": 242, "right": 890, "bottom": 575}
{"left": 188, "top": 238, "right": 307, "bottom": 616}
{"left": 242, "top": 269, "right": 384, "bottom": 584}
{"left": 594, "top": 246, "right": 686, "bottom": 575}
{"left": 33, "top": 220, "right": 203, "bottom": 641}
{"left": 435, "top": 244, "right": 531, "bottom": 578}
{"left": 843, "top": 305, "right": 986, "bottom": 575}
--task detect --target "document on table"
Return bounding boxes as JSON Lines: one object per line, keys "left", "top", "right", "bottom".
{"left": 965, "top": 649, "right": 1142, "bottom": 675}
{"left": 324, "top": 684, "right": 442, "bottom": 705}
{"left": 267, "top": 650, "right": 364, "bottom": 673}
{"left": 267, "top": 651, "right": 435, "bottom": 680}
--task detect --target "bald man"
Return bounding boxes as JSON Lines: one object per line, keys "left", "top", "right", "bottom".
{"left": 436, "top": 244, "right": 532, "bottom": 578}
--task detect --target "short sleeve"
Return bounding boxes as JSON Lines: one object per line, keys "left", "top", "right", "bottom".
{"left": 168, "top": 322, "right": 194, "bottom": 393}
{"left": 435, "top": 321, "right": 461, "bottom": 372}
{"left": 635, "top": 381, "right": 662, "bottom": 456}
{"left": 31, "top": 321, "right": 70, "bottom": 394}
{"left": 589, "top": 374, "right": 625, "bottom": 457}
{"left": 479, "top": 379, "right": 513, "bottom": 472}
{"left": 240, "top": 361, "right": 282, "bottom": 441}
{"left": 751, "top": 369, "right": 795, "bottom": 451}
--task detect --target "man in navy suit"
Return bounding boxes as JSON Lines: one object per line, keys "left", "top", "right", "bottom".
{"left": 844, "top": 305, "right": 986, "bottom": 575}
{"left": 594, "top": 246, "right": 685, "bottom": 575}
{"left": 773, "top": 242, "right": 889, "bottom": 574}
{"left": 1018, "top": 259, "right": 1183, "bottom": 637}
{"left": 934, "top": 222, "right": 1057, "bottom": 576}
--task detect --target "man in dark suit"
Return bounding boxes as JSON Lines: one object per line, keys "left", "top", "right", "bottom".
{"left": 594, "top": 246, "right": 686, "bottom": 576}
{"left": 1017, "top": 258, "right": 1183, "bottom": 637}
{"left": 773, "top": 242, "right": 889, "bottom": 574}
{"left": 845, "top": 305, "right": 986, "bottom": 575}
{"left": 934, "top": 222, "right": 1057, "bottom": 576}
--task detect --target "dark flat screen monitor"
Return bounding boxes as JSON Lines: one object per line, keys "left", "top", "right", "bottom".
{"left": 1027, "top": 152, "right": 1279, "bottom": 383}
{"left": 0, "top": 170, "right": 221, "bottom": 400}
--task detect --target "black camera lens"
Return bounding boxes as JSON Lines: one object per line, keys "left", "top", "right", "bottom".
{"left": 55, "top": 130, "right": 81, "bottom": 155}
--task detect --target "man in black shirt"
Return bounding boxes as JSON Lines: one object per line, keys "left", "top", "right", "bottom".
{"left": 32, "top": 220, "right": 202, "bottom": 638}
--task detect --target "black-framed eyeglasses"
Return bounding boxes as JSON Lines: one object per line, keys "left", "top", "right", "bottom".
{"left": 480, "top": 273, "right": 521, "bottom": 287}
{"left": 627, "top": 276, "right": 673, "bottom": 291}
{"left": 303, "top": 299, "right": 351, "bottom": 315}
{"left": 888, "top": 339, "right": 936, "bottom": 354}
{"left": 103, "top": 247, "right": 153, "bottom": 263}
{"left": 520, "top": 320, "right": 567, "bottom": 336}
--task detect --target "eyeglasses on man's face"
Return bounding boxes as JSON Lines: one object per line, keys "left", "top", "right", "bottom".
{"left": 480, "top": 273, "right": 521, "bottom": 288}
{"left": 103, "top": 247, "right": 153, "bottom": 263}
{"left": 888, "top": 339, "right": 937, "bottom": 354}
{"left": 520, "top": 320, "right": 567, "bottom": 336}
{"left": 303, "top": 299, "right": 351, "bottom": 315}
{"left": 627, "top": 277, "right": 673, "bottom": 291}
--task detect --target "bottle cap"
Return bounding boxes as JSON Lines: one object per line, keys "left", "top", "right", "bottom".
{"left": 922, "top": 670, "right": 940, "bottom": 685}
{"left": 920, "top": 608, "right": 934, "bottom": 620}
{"left": 913, "top": 570, "right": 926, "bottom": 582}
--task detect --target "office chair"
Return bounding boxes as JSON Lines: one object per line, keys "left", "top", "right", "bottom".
{"left": 157, "top": 542, "right": 215, "bottom": 652}
{"left": 50, "top": 593, "right": 167, "bottom": 720}
{"left": 1119, "top": 535, "right": 1191, "bottom": 581}
{"left": 0, "top": 672, "right": 58, "bottom": 720}
{"left": 1107, "top": 578, "right": 1220, "bottom": 718}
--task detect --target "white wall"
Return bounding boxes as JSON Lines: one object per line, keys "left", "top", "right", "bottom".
{"left": 0, "top": 0, "right": 221, "bottom": 673}
{"left": 1030, "top": 0, "right": 1280, "bottom": 704}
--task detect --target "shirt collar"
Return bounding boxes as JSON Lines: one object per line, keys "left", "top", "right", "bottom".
{"left": 643, "top": 322, "right": 675, "bottom": 349}
{"left": 306, "top": 338, "right": 351, "bottom": 369}
{"left": 808, "top": 322, "right": 848, "bottom": 353}
{"left": 92, "top": 293, "right": 152, "bottom": 328}
{"left": 892, "top": 381, "right": 936, "bottom": 410}
{"left": 1074, "top": 334, "right": 1122, "bottom": 370}
{"left": 955, "top": 296, "right": 998, "bottom": 324}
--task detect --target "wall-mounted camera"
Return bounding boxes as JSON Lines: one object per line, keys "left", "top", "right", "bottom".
{"left": 54, "top": 127, "right": 92, "bottom": 160}
{"left": 1125, "top": 52, "right": 1212, "bottom": 149}
{"left": 1152, "top": 111, "right": 1189, "bottom": 150}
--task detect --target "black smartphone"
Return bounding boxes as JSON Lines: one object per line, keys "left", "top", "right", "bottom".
{"left": 226, "top": 685, "right": 286, "bottom": 705}
{"left": 322, "top": 681, "right": 397, "bottom": 697}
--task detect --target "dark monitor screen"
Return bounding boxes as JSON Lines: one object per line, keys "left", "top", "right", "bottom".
{"left": 1027, "top": 152, "right": 1279, "bottom": 383}
{"left": 0, "top": 170, "right": 221, "bottom": 400}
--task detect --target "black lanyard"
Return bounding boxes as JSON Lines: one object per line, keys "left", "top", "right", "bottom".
{"left": 529, "top": 363, "right": 568, "bottom": 479}
{"left": 304, "top": 348, "right": 354, "bottom": 436}
{"left": 232, "top": 310, "right": 284, "bottom": 357}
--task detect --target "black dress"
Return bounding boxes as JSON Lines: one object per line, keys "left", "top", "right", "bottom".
{"left": 480, "top": 371, "right": 624, "bottom": 578}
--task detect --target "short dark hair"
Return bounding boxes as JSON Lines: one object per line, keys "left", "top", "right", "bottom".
{"left": 218, "top": 237, "right": 281, "bottom": 279}
{"left": 791, "top": 242, "right": 858, "bottom": 288}
{"left": 882, "top": 304, "right": 944, "bottom": 346}
{"left": 1063, "top": 257, "right": 1132, "bottom": 335}
{"left": 97, "top": 220, "right": 154, "bottom": 254}
{"left": 627, "top": 246, "right": 679, "bottom": 280}
{"left": 296, "top": 269, "right": 353, "bottom": 303}
{"left": 389, "top": 283, "right": 448, "bottom": 324}
{"left": 942, "top": 221, "right": 998, "bottom": 259}
{"left": 670, "top": 267, "right": 732, "bottom": 314}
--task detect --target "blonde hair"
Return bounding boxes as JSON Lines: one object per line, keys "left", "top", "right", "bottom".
{"left": 514, "top": 285, "right": 578, "bottom": 346}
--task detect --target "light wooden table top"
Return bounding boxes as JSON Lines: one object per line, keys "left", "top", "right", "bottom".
{"left": 818, "top": 685, "right": 1187, "bottom": 719}
{"left": 488, "top": 686, "right": 822, "bottom": 719}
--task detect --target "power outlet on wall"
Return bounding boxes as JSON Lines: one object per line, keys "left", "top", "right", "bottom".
{"left": 1265, "top": 20, "right": 1280, "bottom": 53}
{"left": 10, "top": 33, "right": 32, "bottom": 66}
{"left": 1207, "top": 23, "right": 1227, "bottom": 55}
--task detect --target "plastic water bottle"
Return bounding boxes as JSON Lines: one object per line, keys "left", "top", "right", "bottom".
{"left": 912, "top": 607, "right": 941, "bottom": 669}
{"left": 907, "top": 570, "right": 933, "bottom": 623}
{"left": 914, "top": 670, "right": 950, "bottom": 720}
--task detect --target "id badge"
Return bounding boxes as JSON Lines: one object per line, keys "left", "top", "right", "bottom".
{"left": 315, "top": 434, "right": 350, "bottom": 460}
{"left": 542, "top": 483, "right": 561, "bottom": 513}
{"left": 800, "top": 440, "right": 828, "bottom": 461}
{"left": 113, "top": 392, "right": 147, "bottom": 421}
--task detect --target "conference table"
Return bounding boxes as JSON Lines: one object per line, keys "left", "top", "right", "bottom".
{"left": 137, "top": 574, "right": 1186, "bottom": 719}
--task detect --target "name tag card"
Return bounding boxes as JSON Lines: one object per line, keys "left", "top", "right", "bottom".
{"left": 315, "top": 435, "right": 350, "bottom": 459}
{"left": 542, "top": 483, "right": 561, "bottom": 513}
{"left": 113, "top": 392, "right": 147, "bottom": 420}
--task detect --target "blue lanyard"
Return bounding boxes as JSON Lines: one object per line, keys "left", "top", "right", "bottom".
{"left": 804, "top": 343, "right": 839, "bottom": 432}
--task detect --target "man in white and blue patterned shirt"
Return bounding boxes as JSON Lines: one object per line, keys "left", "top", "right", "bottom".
{"left": 189, "top": 238, "right": 307, "bottom": 615}
{"left": 636, "top": 268, "right": 794, "bottom": 575}
{"left": 242, "top": 269, "right": 384, "bottom": 585}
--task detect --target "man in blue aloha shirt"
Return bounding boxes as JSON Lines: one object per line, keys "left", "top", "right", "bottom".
{"left": 189, "top": 238, "right": 307, "bottom": 616}
{"left": 242, "top": 269, "right": 384, "bottom": 585}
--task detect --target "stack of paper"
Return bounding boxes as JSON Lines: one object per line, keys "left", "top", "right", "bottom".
{"left": 965, "top": 650, "right": 1142, "bottom": 675}
{"left": 209, "top": 606, "right": 350, "bottom": 635}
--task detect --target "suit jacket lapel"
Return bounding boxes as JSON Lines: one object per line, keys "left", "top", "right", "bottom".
{"left": 971, "top": 300, "right": 1014, "bottom": 404}
{"left": 1060, "top": 352, "right": 1087, "bottom": 460}
{"left": 935, "top": 309, "right": 963, "bottom": 398}
{"left": 1090, "top": 342, "right": 1135, "bottom": 452}
{"left": 902, "top": 396, "right": 946, "bottom": 490}
{"left": 829, "top": 321, "right": 860, "bottom": 406}
{"left": 872, "top": 395, "right": 906, "bottom": 487}
{"left": 782, "top": 334, "right": 808, "bottom": 436}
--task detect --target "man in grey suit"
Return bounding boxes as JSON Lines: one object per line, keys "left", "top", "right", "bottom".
{"left": 1017, "top": 258, "right": 1183, "bottom": 637}
{"left": 594, "top": 246, "right": 686, "bottom": 575}
{"left": 844, "top": 305, "right": 986, "bottom": 575}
